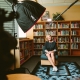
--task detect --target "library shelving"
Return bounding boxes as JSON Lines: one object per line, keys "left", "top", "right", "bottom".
{"left": 33, "top": 20, "right": 80, "bottom": 56}
{"left": 19, "top": 38, "right": 34, "bottom": 65}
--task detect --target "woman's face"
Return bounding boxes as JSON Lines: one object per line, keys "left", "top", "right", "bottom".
{"left": 46, "top": 35, "right": 51, "bottom": 41}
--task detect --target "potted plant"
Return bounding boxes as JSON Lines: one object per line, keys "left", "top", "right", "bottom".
{"left": 52, "top": 12, "right": 64, "bottom": 21}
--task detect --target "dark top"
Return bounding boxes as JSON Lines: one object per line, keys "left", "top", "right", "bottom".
{"left": 44, "top": 41, "right": 57, "bottom": 51}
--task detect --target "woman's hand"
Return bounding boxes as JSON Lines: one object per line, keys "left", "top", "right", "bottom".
{"left": 49, "top": 51, "right": 54, "bottom": 53}
{"left": 45, "top": 50, "right": 54, "bottom": 54}
{"left": 48, "top": 51, "right": 54, "bottom": 54}
{"left": 47, "top": 51, "right": 51, "bottom": 54}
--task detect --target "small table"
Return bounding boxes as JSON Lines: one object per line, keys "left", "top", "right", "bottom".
{"left": 7, "top": 74, "right": 41, "bottom": 80}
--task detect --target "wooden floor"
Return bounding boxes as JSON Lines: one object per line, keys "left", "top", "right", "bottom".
{"left": 21, "top": 55, "right": 80, "bottom": 73}
{"left": 21, "top": 55, "right": 40, "bottom": 73}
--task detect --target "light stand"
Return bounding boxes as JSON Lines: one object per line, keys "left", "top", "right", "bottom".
{"left": 55, "top": 0, "right": 79, "bottom": 21}
{"left": 12, "top": 1, "right": 18, "bottom": 69}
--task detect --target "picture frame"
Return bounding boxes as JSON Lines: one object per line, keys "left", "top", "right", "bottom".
{"left": 41, "top": 11, "right": 50, "bottom": 21}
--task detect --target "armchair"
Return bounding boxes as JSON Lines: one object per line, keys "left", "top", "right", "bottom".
{"left": 41, "top": 46, "right": 58, "bottom": 65}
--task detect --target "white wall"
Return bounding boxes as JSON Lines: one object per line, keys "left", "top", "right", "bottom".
{"left": 18, "top": 25, "right": 27, "bottom": 38}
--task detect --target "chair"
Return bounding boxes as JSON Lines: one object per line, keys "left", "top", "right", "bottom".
{"left": 41, "top": 46, "right": 58, "bottom": 65}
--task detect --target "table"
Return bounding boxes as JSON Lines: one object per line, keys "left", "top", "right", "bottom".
{"left": 7, "top": 74, "right": 41, "bottom": 80}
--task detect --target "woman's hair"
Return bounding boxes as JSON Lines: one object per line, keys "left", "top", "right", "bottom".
{"left": 45, "top": 34, "right": 52, "bottom": 41}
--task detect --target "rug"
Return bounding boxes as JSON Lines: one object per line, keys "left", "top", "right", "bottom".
{"left": 32, "top": 62, "right": 80, "bottom": 80}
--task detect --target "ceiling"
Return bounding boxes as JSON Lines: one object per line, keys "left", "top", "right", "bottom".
{"left": 36, "top": 0, "right": 80, "bottom": 6}
{"left": 18, "top": 0, "right": 80, "bottom": 6}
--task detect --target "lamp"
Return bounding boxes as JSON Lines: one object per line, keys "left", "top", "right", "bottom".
{"left": 7, "top": 0, "right": 46, "bottom": 32}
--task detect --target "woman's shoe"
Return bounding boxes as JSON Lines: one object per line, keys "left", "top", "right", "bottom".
{"left": 52, "top": 67, "right": 55, "bottom": 71}
{"left": 52, "top": 66, "right": 58, "bottom": 71}
{"left": 54, "top": 66, "right": 58, "bottom": 71}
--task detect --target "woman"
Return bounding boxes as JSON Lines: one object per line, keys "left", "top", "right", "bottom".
{"left": 44, "top": 34, "right": 58, "bottom": 71}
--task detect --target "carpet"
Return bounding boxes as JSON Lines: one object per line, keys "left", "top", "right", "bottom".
{"left": 32, "top": 62, "right": 80, "bottom": 80}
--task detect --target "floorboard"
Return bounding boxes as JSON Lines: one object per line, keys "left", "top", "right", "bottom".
{"left": 21, "top": 56, "right": 80, "bottom": 73}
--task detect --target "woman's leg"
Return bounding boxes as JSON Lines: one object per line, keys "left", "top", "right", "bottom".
{"left": 50, "top": 52, "right": 55, "bottom": 65}
{"left": 46, "top": 53, "right": 55, "bottom": 67}
{"left": 50, "top": 52, "right": 58, "bottom": 71}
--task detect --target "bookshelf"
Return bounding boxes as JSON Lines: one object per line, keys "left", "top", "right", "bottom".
{"left": 33, "top": 20, "right": 80, "bottom": 56}
{"left": 19, "top": 38, "right": 34, "bottom": 65}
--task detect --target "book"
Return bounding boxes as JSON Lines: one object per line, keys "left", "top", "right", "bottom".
{"left": 58, "top": 23, "right": 69, "bottom": 28}
{"left": 58, "top": 44, "right": 69, "bottom": 49}
{"left": 58, "top": 50, "right": 69, "bottom": 56}
{"left": 71, "top": 43, "right": 78, "bottom": 49}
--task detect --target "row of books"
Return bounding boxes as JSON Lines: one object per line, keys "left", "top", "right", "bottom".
{"left": 34, "top": 24, "right": 43, "bottom": 29}
{"left": 34, "top": 37, "right": 57, "bottom": 43}
{"left": 20, "top": 50, "right": 33, "bottom": 59}
{"left": 33, "top": 37, "right": 80, "bottom": 43}
{"left": 20, "top": 58, "right": 24, "bottom": 64}
{"left": 45, "top": 23, "right": 57, "bottom": 29}
{"left": 20, "top": 43, "right": 24, "bottom": 49}
{"left": 71, "top": 43, "right": 79, "bottom": 49}
{"left": 58, "top": 30, "right": 69, "bottom": 35}
{"left": 34, "top": 44, "right": 43, "bottom": 49}
{"left": 45, "top": 30, "right": 57, "bottom": 36}
{"left": 20, "top": 50, "right": 29, "bottom": 59}
{"left": 20, "top": 42, "right": 28, "bottom": 49}
{"left": 71, "top": 37, "right": 80, "bottom": 42}
{"left": 58, "top": 44, "right": 69, "bottom": 49}
{"left": 33, "top": 30, "right": 79, "bottom": 36}
{"left": 58, "top": 37, "right": 69, "bottom": 42}
{"left": 24, "top": 42, "right": 29, "bottom": 48}
{"left": 24, "top": 50, "right": 33, "bottom": 57}
{"left": 34, "top": 22, "right": 80, "bottom": 29}
{"left": 20, "top": 42, "right": 32, "bottom": 49}
{"left": 71, "top": 23, "right": 80, "bottom": 28}
{"left": 34, "top": 51, "right": 42, "bottom": 55}
{"left": 20, "top": 51, "right": 24, "bottom": 59}
{"left": 52, "top": 37, "right": 57, "bottom": 42}
{"left": 71, "top": 30, "right": 77, "bottom": 35}
{"left": 58, "top": 23, "right": 69, "bottom": 28}
{"left": 58, "top": 50, "right": 69, "bottom": 56}
{"left": 33, "top": 31, "right": 44, "bottom": 36}
{"left": 34, "top": 38, "right": 44, "bottom": 43}
{"left": 24, "top": 50, "right": 29, "bottom": 57}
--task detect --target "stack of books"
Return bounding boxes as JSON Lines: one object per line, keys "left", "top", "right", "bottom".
{"left": 45, "top": 23, "right": 57, "bottom": 29}
{"left": 58, "top": 30, "right": 69, "bottom": 36}
{"left": 58, "top": 23, "right": 69, "bottom": 28}
{"left": 34, "top": 24, "right": 43, "bottom": 29}
{"left": 58, "top": 50, "right": 69, "bottom": 56}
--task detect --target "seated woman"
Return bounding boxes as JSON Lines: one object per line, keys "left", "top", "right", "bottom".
{"left": 44, "top": 34, "right": 58, "bottom": 71}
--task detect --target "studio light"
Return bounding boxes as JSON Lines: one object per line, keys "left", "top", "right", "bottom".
{"left": 7, "top": 0, "right": 46, "bottom": 32}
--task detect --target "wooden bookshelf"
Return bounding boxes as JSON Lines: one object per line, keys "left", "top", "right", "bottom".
{"left": 19, "top": 38, "right": 34, "bottom": 65}
{"left": 33, "top": 21, "right": 80, "bottom": 56}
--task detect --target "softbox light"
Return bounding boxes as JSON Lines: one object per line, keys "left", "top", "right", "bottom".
{"left": 16, "top": 1, "right": 46, "bottom": 32}
{"left": 7, "top": 0, "right": 46, "bottom": 32}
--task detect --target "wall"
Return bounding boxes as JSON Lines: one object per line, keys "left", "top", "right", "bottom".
{"left": 46, "top": 5, "right": 80, "bottom": 21}
{"left": 26, "top": 5, "right": 80, "bottom": 39}
{"left": 26, "top": 27, "right": 33, "bottom": 39}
